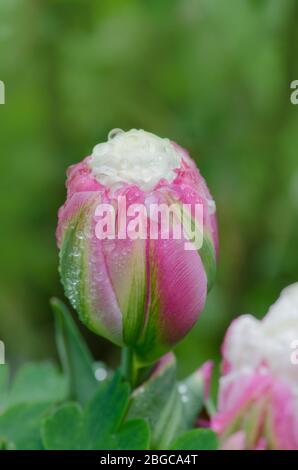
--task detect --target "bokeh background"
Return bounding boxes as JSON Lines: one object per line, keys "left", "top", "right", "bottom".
{"left": 1, "top": 0, "right": 298, "bottom": 389}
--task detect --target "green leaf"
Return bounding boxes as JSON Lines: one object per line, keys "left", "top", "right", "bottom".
{"left": 0, "top": 362, "right": 67, "bottom": 450}
{"left": 0, "top": 365, "right": 8, "bottom": 411}
{"left": 0, "top": 366, "right": 8, "bottom": 395}
{"left": 178, "top": 367, "right": 208, "bottom": 429}
{"left": 0, "top": 362, "right": 67, "bottom": 411}
{"left": 127, "top": 353, "right": 181, "bottom": 449}
{"left": 0, "top": 403, "right": 52, "bottom": 450}
{"left": 51, "top": 297, "right": 99, "bottom": 405}
{"left": 9, "top": 363, "right": 67, "bottom": 406}
{"left": 127, "top": 354, "right": 207, "bottom": 449}
{"left": 0, "top": 437, "right": 15, "bottom": 450}
{"left": 116, "top": 419, "right": 150, "bottom": 450}
{"left": 41, "top": 372, "right": 150, "bottom": 450}
{"left": 41, "top": 403, "right": 84, "bottom": 450}
{"left": 170, "top": 429, "right": 218, "bottom": 450}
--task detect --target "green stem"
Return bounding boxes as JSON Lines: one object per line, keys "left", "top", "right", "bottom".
{"left": 120, "top": 347, "right": 155, "bottom": 388}
{"left": 121, "top": 347, "right": 134, "bottom": 386}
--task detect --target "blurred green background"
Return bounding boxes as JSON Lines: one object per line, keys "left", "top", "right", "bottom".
{"left": 1, "top": 0, "right": 298, "bottom": 385}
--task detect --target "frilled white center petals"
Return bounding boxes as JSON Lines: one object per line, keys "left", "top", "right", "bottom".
{"left": 224, "top": 283, "right": 298, "bottom": 392}
{"left": 89, "top": 129, "right": 182, "bottom": 190}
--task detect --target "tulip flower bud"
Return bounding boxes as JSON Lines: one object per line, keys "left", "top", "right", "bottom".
{"left": 212, "top": 283, "right": 298, "bottom": 450}
{"left": 56, "top": 129, "right": 218, "bottom": 363}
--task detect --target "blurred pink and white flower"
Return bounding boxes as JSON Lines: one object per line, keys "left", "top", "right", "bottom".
{"left": 212, "top": 283, "right": 298, "bottom": 450}
{"left": 56, "top": 129, "right": 218, "bottom": 363}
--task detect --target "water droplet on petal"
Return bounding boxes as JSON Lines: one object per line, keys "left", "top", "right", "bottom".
{"left": 108, "top": 128, "right": 124, "bottom": 141}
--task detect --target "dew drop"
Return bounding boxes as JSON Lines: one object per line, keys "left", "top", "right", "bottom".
{"left": 108, "top": 128, "right": 124, "bottom": 141}
{"left": 178, "top": 384, "right": 187, "bottom": 394}
{"left": 95, "top": 367, "right": 108, "bottom": 382}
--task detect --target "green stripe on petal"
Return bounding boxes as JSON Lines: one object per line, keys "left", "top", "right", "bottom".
{"left": 121, "top": 241, "right": 147, "bottom": 345}
{"left": 59, "top": 212, "right": 86, "bottom": 316}
{"left": 134, "top": 242, "right": 167, "bottom": 364}
{"left": 199, "top": 232, "right": 216, "bottom": 292}
{"left": 167, "top": 197, "right": 216, "bottom": 292}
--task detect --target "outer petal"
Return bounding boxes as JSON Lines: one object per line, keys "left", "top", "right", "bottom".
{"left": 212, "top": 371, "right": 272, "bottom": 437}
{"left": 269, "top": 380, "right": 298, "bottom": 450}
{"left": 100, "top": 238, "right": 147, "bottom": 346}
{"left": 57, "top": 191, "right": 123, "bottom": 345}
{"left": 212, "top": 369, "right": 298, "bottom": 450}
{"left": 165, "top": 180, "right": 217, "bottom": 291}
{"left": 135, "top": 235, "right": 207, "bottom": 363}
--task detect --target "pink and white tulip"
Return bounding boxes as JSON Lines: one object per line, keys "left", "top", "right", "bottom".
{"left": 56, "top": 129, "right": 218, "bottom": 363}
{"left": 212, "top": 283, "right": 298, "bottom": 450}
